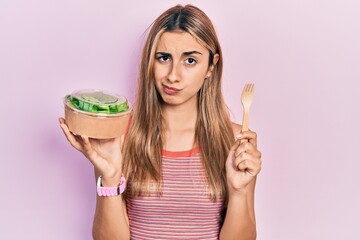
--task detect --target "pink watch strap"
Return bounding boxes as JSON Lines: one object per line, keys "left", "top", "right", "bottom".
{"left": 97, "top": 174, "right": 126, "bottom": 197}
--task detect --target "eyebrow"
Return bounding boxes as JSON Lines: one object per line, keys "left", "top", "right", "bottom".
{"left": 183, "top": 51, "right": 203, "bottom": 56}
{"left": 155, "top": 51, "right": 203, "bottom": 56}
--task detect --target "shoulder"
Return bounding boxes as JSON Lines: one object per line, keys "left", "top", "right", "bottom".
{"left": 230, "top": 122, "right": 242, "bottom": 138}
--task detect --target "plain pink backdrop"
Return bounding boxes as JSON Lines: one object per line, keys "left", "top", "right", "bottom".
{"left": 1, "top": 0, "right": 359, "bottom": 239}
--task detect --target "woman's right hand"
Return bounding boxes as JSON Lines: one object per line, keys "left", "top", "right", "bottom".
{"left": 59, "top": 117, "right": 124, "bottom": 183}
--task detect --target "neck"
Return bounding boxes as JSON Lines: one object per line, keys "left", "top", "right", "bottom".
{"left": 161, "top": 102, "right": 198, "bottom": 151}
{"left": 162, "top": 103, "right": 198, "bottom": 132}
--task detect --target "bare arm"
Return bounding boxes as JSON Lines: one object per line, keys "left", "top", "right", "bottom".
{"left": 220, "top": 125, "right": 261, "bottom": 240}
{"left": 59, "top": 118, "right": 130, "bottom": 239}
{"left": 220, "top": 178, "right": 257, "bottom": 240}
{"left": 93, "top": 172, "right": 130, "bottom": 240}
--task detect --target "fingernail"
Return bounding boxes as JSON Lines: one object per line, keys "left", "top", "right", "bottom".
{"left": 236, "top": 133, "right": 242, "bottom": 139}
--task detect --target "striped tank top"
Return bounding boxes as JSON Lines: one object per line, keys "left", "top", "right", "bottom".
{"left": 126, "top": 148, "right": 225, "bottom": 239}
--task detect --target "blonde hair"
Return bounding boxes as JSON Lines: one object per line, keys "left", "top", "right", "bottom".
{"left": 122, "top": 4, "right": 234, "bottom": 200}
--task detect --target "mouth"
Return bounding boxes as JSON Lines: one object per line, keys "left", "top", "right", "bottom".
{"left": 162, "top": 84, "right": 181, "bottom": 95}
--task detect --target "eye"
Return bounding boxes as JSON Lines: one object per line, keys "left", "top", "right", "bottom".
{"left": 185, "top": 58, "right": 197, "bottom": 65}
{"left": 157, "top": 55, "right": 171, "bottom": 62}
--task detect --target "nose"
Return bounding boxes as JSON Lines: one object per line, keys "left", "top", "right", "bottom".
{"left": 167, "top": 61, "right": 180, "bottom": 83}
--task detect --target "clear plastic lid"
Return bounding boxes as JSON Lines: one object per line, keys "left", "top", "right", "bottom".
{"left": 64, "top": 89, "right": 129, "bottom": 114}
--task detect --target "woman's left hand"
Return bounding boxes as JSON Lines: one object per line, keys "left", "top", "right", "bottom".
{"left": 225, "top": 130, "right": 262, "bottom": 194}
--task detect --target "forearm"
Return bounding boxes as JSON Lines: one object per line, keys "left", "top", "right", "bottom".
{"left": 92, "top": 174, "right": 130, "bottom": 240}
{"left": 219, "top": 188, "right": 256, "bottom": 240}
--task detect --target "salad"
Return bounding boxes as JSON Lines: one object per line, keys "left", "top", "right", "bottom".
{"left": 65, "top": 90, "right": 129, "bottom": 114}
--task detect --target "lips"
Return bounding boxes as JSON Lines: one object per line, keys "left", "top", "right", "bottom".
{"left": 162, "top": 84, "right": 181, "bottom": 95}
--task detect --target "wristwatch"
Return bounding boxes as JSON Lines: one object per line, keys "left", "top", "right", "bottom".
{"left": 96, "top": 175, "right": 126, "bottom": 197}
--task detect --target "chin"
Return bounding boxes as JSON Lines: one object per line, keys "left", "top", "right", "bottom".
{"left": 162, "top": 99, "right": 180, "bottom": 106}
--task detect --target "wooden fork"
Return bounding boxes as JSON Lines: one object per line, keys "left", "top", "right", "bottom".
{"left": 241, "top": 83, "right": 254, "bottom": 143}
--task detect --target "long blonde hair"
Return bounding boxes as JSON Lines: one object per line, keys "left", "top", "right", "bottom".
{"left": 122, "top": 4, "right": 234, "bottom": 200}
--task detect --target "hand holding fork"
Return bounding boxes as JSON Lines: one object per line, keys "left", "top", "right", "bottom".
{"left": 226, "top": 82, "right": 262, "bottom": 192}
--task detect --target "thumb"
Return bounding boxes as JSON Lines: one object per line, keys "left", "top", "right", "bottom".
{"left": 120, "top": 134, "right": 125, "bottom": 149}
{"left": 226, "top": 141, "right": 239, "bottom": 168}
{"left": 110, "top": 134, "right": 124, "bottom": 150}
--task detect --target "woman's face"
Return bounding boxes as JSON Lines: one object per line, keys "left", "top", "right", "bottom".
{"left": 153, "top": 31, "right": 211, "bottom": 108}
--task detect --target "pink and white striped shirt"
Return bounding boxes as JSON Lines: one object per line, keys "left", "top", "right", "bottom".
{"left": 126, "top": 148, "right": 225, "bottom": 239}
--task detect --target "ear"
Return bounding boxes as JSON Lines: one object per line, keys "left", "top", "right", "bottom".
{"left": 206, "top": 53, "right": 219, "bottom": 78}
{"left": 212, "top": 53, "right": 219, "bottom": 66}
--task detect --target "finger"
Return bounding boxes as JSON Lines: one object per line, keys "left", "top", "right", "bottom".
{"left": 236, "top": 130, "right": 257, "bottom": 141}
{"left": 234, "top": 149, "right": 262, "bottom": 166}
{"left": 80, "top": 135, "right": 98, "bottom": 162}
{"left": 120, "top": 134, "right": 125, "bottom": 149}
{"left": 108, "top": 135, "right": 122, "bottom": 149}
{"left": 230, "top": 141, "right": 239, "bottom": 155}
{"left": 226, "top": 141, "right": 240, "bottom": 168}
{"left": 237, "top": 159, "right": 248, "bottom": 172}
{"left": 236, "top": 130, "right": 257, "bottom": 147}
{"left": 235, "top": 142, "right": 261, "bottom": 158}
{"left": 235, "top": 140, "right": 259, "bottom": 156}
{"left": 233, "top": 151, "right": 249, "bottom": 167}
{"left": 237, "top": 159, "right": 261, "bottom": 175}
{"left": 59, "top": 119, "right": 83, "bottom": 150}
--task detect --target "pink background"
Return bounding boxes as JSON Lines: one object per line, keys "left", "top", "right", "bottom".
{"left": 1, "top": 0, "right": 359, "bottom": 239}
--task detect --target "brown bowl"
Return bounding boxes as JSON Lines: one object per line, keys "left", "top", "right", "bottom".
{"left": 64, "top": 101, "right": 132, "bottom": 139}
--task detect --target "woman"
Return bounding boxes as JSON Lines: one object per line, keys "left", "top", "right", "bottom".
{"left": 60, "top": 4, "right": 262, "bottom": 240}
